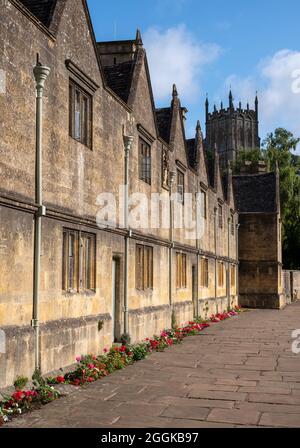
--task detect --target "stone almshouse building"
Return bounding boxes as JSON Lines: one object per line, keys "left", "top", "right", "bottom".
{"left": 0, "top": 0, "right": 284, "bottom": 388}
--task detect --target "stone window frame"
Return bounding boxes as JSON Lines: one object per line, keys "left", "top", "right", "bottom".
{"left": 218, "top": 261, "right": 224, "bottom": 288}
{"left": 135, "top": 244, "right": 153, "bottom": 291}
{"left": 62, "top": 228, "right": 96, "bottom": 293}
{"left": 138, "top": 137, "right": 152, "bottom": 185}
{"left": 176, "top": 252, "right": 187, "bottom": 289}
{"left": 66, "top": 60, "right": 99, "bottom": 150}
{"left": 218, "top": 204, "right": 223, "bottom": 229}
{"left": 200, "top": 257, "right": 209, "bottom": 288}
{"left": 177, "top": 169, "right": 185, "bottom": 204}
{"left": 200, "top": 188, "right": 207, "bottom": 219}
{"left": 69, "top": 80, "right": 93, "bottom": 149}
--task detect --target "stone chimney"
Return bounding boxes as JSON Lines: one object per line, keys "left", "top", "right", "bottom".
{"left": 240, "top": 160, "right": 267, "bottom": 175}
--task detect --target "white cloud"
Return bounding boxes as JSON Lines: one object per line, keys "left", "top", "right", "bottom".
{"left": 144, "top": 25, "right": 220, "bottom": 104}
{"left": 222, "top": 50, "right": 300, "bottom": 152}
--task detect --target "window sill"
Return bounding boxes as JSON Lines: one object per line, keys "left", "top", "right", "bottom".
{"left": 139, "top": 179, "right": 152, "bottom": 186}
{"left": 63, "top": 290, "right": 96, "bottom": 297}
{"left": 70, "top": 135, "right": 92, "bottom": 150}
{"left": 136, "top": 288, "right": 154, "bottom": 295}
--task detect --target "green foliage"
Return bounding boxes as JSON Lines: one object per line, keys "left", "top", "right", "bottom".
{"left": 32, "top": 369, "right": 47, "bottom": 388}
{"left": 120, "top": 333, "right": 131, "bottom": 345}
{"left": 37, "top": 384, "right": 60, "bottom": 405}
{"left": 32, "top": 368, "right": 60, "bottom": 404}
{"left": 130, "top": 342, "right": 148, "bottom": 361}
{"left": 14, "top": 376, "right": 28, "bottom": 391}
{"left": 263, "top": 128, "right": 300, "bottom": 269}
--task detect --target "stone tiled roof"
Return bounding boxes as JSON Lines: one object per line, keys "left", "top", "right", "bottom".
{"left": 103, "top": 61, "right": 135, "bottom": 103}
{"left": 232, "top": 172, "right": 277, "bottom": 213}
{"left": 19, "top": 0, "right": 57, "bottom": 27}
{"left": 155, "top": 108, "right": 171, "bottom": 143}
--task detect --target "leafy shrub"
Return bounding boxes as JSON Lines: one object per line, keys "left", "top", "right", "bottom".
{"left": 14, "top": 376, "right": 28, "bottom": 391}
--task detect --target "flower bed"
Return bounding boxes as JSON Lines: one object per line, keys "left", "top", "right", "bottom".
{"left": 0, "top": 306, "right": 242, "bottom": 425}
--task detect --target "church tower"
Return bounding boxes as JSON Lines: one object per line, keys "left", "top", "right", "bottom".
{"left": 205, "top": 91, "right": 260, "bottom": 169}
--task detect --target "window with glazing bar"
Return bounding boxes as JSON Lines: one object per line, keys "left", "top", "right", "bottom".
{"left": 63, "top": 229, "right": 96, "bottom": 292}
{"left": 136, "top": 244, "right": 153, "bottom": 290}
{"left": 176, "top": 253, "right": 187, "bottom": 289}
{"left": 69, "top": 80, "right": 92, "bottom": 148}
{"left": 200, "top": 258, "right": 209, "bottom": 288}
{"left": 139, "top": 137, "right": 151, "bottom": 184}
{"left": 177, "top": 170, "right": 184, "bottom": 204}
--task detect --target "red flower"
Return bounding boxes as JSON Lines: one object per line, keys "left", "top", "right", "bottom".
{"left": 56, "top": 376, "right": 65, "bottom": 384}
{"left": 87, "top": 377, "right": 94, "bottom": 383}
{"left": 12, "top": 390, "right": 24, "bottom": 401}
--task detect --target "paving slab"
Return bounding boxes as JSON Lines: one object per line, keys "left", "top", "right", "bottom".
{"left": 4, "top": 301, "right": 300, "bottom": 428}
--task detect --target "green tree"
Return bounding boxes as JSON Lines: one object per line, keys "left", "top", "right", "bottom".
{"left": 263, "top": 128, "right": 300, "bottom": 269}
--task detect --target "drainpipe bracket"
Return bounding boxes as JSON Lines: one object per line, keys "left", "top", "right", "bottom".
{"left": 37, "top": 205, "right": 46, "bottom": 217}
{"left": 31, "top": 319, "right": 39, "bottom": 328}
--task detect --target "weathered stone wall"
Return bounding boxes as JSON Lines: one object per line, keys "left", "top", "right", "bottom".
{"left": 0, "top": 0, "right": 239, "bottom": 388}
{"left": 283, "top": 271, "right": 300, "bottom": 302}
{"left": 238, "top": 213, "right": 284, "bottom": 309}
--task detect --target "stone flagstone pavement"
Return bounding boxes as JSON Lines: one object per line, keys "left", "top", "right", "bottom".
{"left": 4, "top": 302, "right": 300, "bottom": 428}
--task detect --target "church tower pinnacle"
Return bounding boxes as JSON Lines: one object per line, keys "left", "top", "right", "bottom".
{"left": 204, "top": 90, "right": 261, "bottom": 169}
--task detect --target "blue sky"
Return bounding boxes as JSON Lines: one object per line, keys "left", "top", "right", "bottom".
{"left": 87, "top": 0, "right": 300, "bottom": 152}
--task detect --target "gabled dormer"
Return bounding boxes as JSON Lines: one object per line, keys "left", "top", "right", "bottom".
{"left": 98, "top": 30, "right": 159, "bottom": 137}
{"left": 186, "top": 120, "right": 210, "bottom": 188}
{"left": 213, "top": 145, "right": 225, "bottom": 201}
{"left": 223, "top": 161, "right": 235, "bottom": 209}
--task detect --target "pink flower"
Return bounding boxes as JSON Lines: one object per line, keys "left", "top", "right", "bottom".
{"left": 103, "top": 348, "right": 108, "bottom": 353}
{"left": 76, "top": 356, "right": 81, "bottom": 362}
{"left": 88, "top": 364, "right": 95, "bottom": 370}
